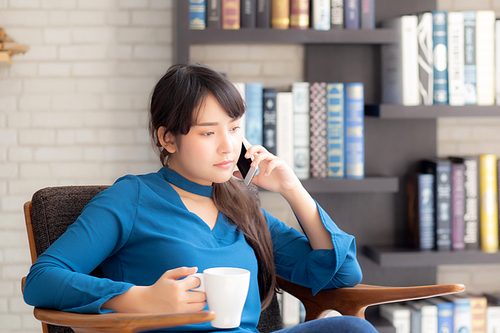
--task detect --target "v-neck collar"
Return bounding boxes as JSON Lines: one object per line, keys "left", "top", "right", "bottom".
{"left": 161, "top": 167, "right": 213, "bottom": 198}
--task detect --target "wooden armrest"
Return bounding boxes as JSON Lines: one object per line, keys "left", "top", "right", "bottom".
{"left": 276, "top": 276, "right": 465, "bottom": 320}
{"left": 33, "top": 308, "right": 216, "bottom": 333}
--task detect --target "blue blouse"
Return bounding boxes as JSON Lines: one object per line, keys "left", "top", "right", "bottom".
{"left": 23, "top": 167, "right": 362, "bottom": 333}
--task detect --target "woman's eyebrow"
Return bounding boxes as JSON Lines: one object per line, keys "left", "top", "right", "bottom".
{"left": 195, "top": 118, "right": 241, "bottom": 127}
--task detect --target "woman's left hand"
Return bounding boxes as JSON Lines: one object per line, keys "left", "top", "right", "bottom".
{"left": 234, "top": 145, "right": 301, "bottom": 194}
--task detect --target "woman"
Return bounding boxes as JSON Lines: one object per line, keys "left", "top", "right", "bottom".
{"left": 23, "top": 63, "right": 377, "bottom": 332}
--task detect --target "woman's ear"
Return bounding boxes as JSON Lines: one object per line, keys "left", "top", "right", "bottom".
{"left": 158, "top": 127, "right": 177, "bottom": 154}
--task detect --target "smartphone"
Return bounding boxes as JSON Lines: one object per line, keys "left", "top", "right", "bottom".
{"left": 237, "top": 138, "right": 258, "bottom": 186}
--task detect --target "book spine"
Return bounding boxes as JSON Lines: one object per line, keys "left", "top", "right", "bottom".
{"left": 309, "top": 82, "right": 328, "bottom": 179}
{"left": 331, "top": 0, "right": 343, "bottom": 29}
{"left": 476, "top": 10, "right": 496, "bottom": 105}
{"left": 313, "top": 0, "right": 330, "bottom": 30}
{"left": 419, "top": 174, "right": 435, "bottom": 250}
{"left": 326, "top": 83, "right": 344, "bottom": 178}
{"left": 432, "top": 11, "right": 449, "bottom": 104}
{"left": 245, "top": 83, "right": 263, "bottom": 146}
{"left": 271, "top": 0, "right": 290, "bottom": 29}
{"left": 344, "top": 83, "right": 364, "bottom": 178}
{"left": 451, "top": 161, "right": 466, "bottom": 250}
{"left": 447, "top": 11, "right": 465, "bottom": 106}
{"left": 463, "top": 156, "right": 480, "bottom": 250}
{"left": 256, "top": 0, "right": 270, "bottom": 28}
{"left": 470, "top": 297, "right": 487, "bottom": 333}
{"left": 345, "top": 0, "right": 359, "bottom": 29}
{"left": 479, "top": 154, "right": 499, "bottom": 253}
{"left": 360, "top": 0, "right": 375, "bottom": 29}
{"left": 436, "top": 302, "right": 454, "bottom": 333}
{"left": 276, "top": 92, "right": 294, "bottom": 169}
{"left": 241, "top": 0, "right": 256, "bottom": 28}
{"left": 435, "top": 160, "right": 453, "bottom": 251}
{"left": 292, "top": 82, "right": 310, "bottom": 179}
{"left": 421, "top": 304, "right": 438, "bottom": 333}
{"left": 463, "top": 11, "right": 477, "bottom": 105}
{"left": 207, "top": 0, "right": 222, "bottom": 29}
{"left": 290, "top": 0, "right": 310, "bottom": 29}
{"left": 496, "top": 20, "right": 500, "bottom": 106}
{"left": 454, "top": 298, "right": 472, "bottom": 333}
{"left": 486, "top": 306, "right": 500, "bottom": 333}
{"left": 222, "top": 0, "right": 240, "bottom": 29}
{"left": 262, "top": 88, "right": 278, "bottom": 155}
{"left": 418, "top": 12, "right": 434, "bottom": 106}
{"left": 189, "top": 0, "right": 207, "bottom": 30}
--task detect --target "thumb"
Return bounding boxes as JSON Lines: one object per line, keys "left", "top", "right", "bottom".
{"left": 162, "top": 266, "right": 198, "bottom": 280}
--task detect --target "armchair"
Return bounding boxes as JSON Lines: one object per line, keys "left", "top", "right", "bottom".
{"left": 22, "top": 185, "right": 465, "bottom": 333}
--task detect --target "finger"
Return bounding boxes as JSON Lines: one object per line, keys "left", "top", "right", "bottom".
{"left": 185, "top": 301, "right": 207, "bottom": 312}
{"left": 162, "top": 266, "right": 198, "bottom": 281}
{"left": 186, "top": 290, "right": 207, "bottom": 303}
{"left": 245, "top": 145, "right": 266, "bottom": 158}
{"left": 183, "top": 275, "right": 203, "bottom": 290}
{"left": 263, "top": 159, "right": 279, "bottom": 177}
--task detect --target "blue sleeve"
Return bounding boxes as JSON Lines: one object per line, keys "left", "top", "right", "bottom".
{"left": 23, "top": 176, "right": 138, "bottom": 314}
{"left": 265, "top": 201, "right": 362, "bottom": 295}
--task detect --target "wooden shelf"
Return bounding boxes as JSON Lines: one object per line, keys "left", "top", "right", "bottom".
{"left": 363, "top": 246, "right": 500, "bottom": 267}
{"left": 365, "top": 104, "right": 500, "bottom": 118}
{"left": 188, "top": 28, "right": 397, "bottom": 45}
{"left": 300, "top": 177, "right": 399, "bottom": 193}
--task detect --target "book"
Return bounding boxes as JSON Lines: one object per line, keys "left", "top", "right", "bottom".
{"left": 241, "top": 0, "right": 256, "bottom": 28}
{"left": 207, "top": 0, "right": 222, "bottom": 29}
{"left": 476, "top": 10, "right": 496, "bottom": 105}
{"left": 326, "top": 83, "right": 344, "bottom": 178}
{"left": 345, "top": 0, "right": 360, "bottom": 29}
{"left": 331, "top": 0, "right": 343, "bottom": 29}
{"left": 189, "top": 0, "right": 206, "bottom": 30}
{"left": 262, "top": 88, "right": 278, "bottom": 155}
{"left": 442, "top": 294, "right": 472, "bottom": 333}
{"left": 450, "top": 158, "right": 466, "bottom": 251}
{"left": 409, "top": 303, "right": 422, "bottom": 333}
{"left": 496, "top": 20, "right": 500, "bottom": 106}
{"left": 479, "top": 154, "right": 499, "bottom": 253}
{"left": 290, "top": 0, "right": 309, "bottom": 29}
{"left": 421, "top": 159, "right": 452, "bottom": 251}
{"left": 426, "top": 297, "right": 454, "bottom": 333}
{"left": 360, "top": 0, "right": 375, "bottom": 29}
{"left": 344, "top": 83, "right": 364, "bottom": 179}
{"left": 245, "top": 83, "right": 263, "bottom": 146}
{"left": 407, "top": 300, "right": 438, "bottom": 333}
{"left": 271, "top": 0, "right": 290, "bottom": 29}
{"left": 406, "top": 173, "right": 435, "bottom": 250}
{"left": 486, "top": 305, "right": 500, "bottom": 333}
{"left": 447, "top": 11, "right": 465, "bottom": 106}
{"left": 418, "top": 12, "right": 434, "bottom": 106}
{"left": 381, "top": 15, "right": 420, "bottom": 105}
{"left": 463, "top": 11, "right": 477, "bottom": 105}
{"left": 292, "top": 82, "right": 310, "bottom": 179}
{"left": 380, "top": 303, "right": 411, "bottom": 333}
{"left": 461, "top": 156, "right": 480, "bottom": 250}
{"left": 222, "top": 0, "right": 240, "bottom": 29}
{"left": 276, "top": 92, "right": 294, "bottom": 169}
{"left": 312, "top": 0, "right": 330, "bottom": 30}
{"left": 256, "top": 0, "right": 270, "bottom": 28}
{"left": 470, "top": 295, "right": 488, "bottom": 333}
{"left": 432, "top": 11, "right": 449, "bottom": 104}
{"left": 309, "top": 82, "right": 328, "bottom": 179}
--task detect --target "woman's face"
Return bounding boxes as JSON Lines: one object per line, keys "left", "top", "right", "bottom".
{"left": 161, "top": 94, "right": 243, "bottom": 186}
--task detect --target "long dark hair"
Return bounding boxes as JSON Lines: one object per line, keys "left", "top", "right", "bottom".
{"left": 149, "top": 63, "right": 276, "bottom": 309}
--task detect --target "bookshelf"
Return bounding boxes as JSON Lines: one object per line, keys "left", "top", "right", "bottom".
{"left": 366, "top": 104, "right": 500, "bottom": 118}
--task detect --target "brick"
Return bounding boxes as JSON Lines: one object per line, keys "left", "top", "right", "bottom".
{"left": 38, "top": 62, "right": 71, "bottom": 77}
{"left": 0, "top": 96, "right": 17, "bottom": 111}
{"left": 3, "top": 28, "right": 43, "bottom": 45}
{"left": 230, "top": 62, "right": 262, "bottom": 76}
{"left": 34, "top": 147, "right": 83, "bottom": 161}
{"left": 76, "top": 78, "right": 107, "bottom": 93}
{"left": 0, "top": 299, "right": 7, "bottom": 313}
{"left": 0, "top": 282, "right": 14, "bottom": 296}
{"left": 133, "top": 45, "right": 171, "bottom": 60}
{"left": 0, "top": 10, "right": 48, "bottom": 26}
{"left": 155, "top": 27, "right": 172, "bottom": 43}
{"left": 4, "top": 248, "right": 30, "bottom": 264}
{"left": 18, "top": 45, "right": 58, "bottom": 60}
{"left": 9, "top": 62, "right": 38, "bottom": 77}
{"left": 56, "top": 129, "right": 75, "bottom": 145}
{"left": 60, "top": 45, "right": 108, "bottom": 60}
{"left": 107, "top": 77, "right": 157, "bottom": 93}
{"left": 98, "top": 129, "right": 135, "bottom": 144}
{"left": 150, "top": 0, "right": 172, "bottom": 9}
{"left": 0, "top": 164, "right": 18, "bottom": 180}
{"left": 83, "top": 111, "right": 140, "bottom": 127}
{"left": 0, "top": 80, "right": 22, "bottom": 95}
{"left": 119, "top": 0, "right": 148, "bottom": 9}
{"left": 43, "top": 27, "right": 71, "bottom": 44}
{"left": 248, "top": 44, "right": 304, "bottom": 61}
{"left": 0, "top": 232, "right": 26, "bottom": 249}
{"left": 7, "top": 113, "right": 31, "bottom": 129}
{"left": 72, "top": 27, "right": 116, "bottom": 43}
{"left": 72, "top": 61, "right": 117, "bottom": 77}
{"left": 32, "top": 112, "right": 83, "bottom": 128}
{"left": 0, "top": 314, "right": 21, "bottom": 330}
{"left": 471, "top": 126, "right": 500, "bottom": 141}
{"left": 0, "top": 130, "right": 17, "bottom": 146}
{"left": 0, "top": 148, "right": 6, "bottom": 162}
{"left": 24, "top": 78, "right": 76, "bottom": 93}
{"left": 83, "top": 147, "right": 105, "bottom": 161}
{"left": 106, "top": 45, "right": 133, "bottom": 60}
{"left": 9, "top": 0, "right": 41, "bottom": 8}
{"left": 19, "top": 95, "right": 51, "bottom": 111}
{"left": 49, "top": 10, "right": 69, "bottom": 25}
{"left": 41, "top": 0, "right": 76, "bottom": 8}
{"left": 52, "top": 94, "right": 101, "bottom": 110}
{"left": 0, "top": 213, "right": 25, "bottom": 230}
{"left": 68, "top": 11, "right": 105, "bottom": 25}
{"left": 0, "top": 181, "right": 6, "bottom": 195}
{"left": 204, "top": 45, "right": 250, "bottom": 61}
{"left": 102, "top": 94, "right": 133, "bottom": 109}
{"left": 19, "top": 129, "right": 56, "bottom": 145}
{"left": 105, "top": 145, "right": 149, "bottom": 161}
{"left": 107, "top": 11, "right": 130, "bottom": 25}
{"left": 117, "top": 60, "right": 168, "bottom": 76}
{"left": 77, "top": 0, "right": 117, "bottom": 9}
{"left": 131, "top": 10, "right": 170, "bottom": 26}
{"left": 2, "top": 264, "right": 31, "bottom": 280}
{"left": 453, "top": 0, "right": 491, "bottom": 10}
{"left": 50, "top": 162, "right": 101, "bottom": 178}
{"left": 21, "top": 314, "right": 41, "bottom": 329}
{"left": 8, "top": 147, "right": 33, "bottom": 162}
{"left": 8, "top": 179, "right": 54, "bottom": 194}
{"left": 19, "top": 164, "right": 51, "bottom": 179}
{"left": 117, "top": 27, "right": 156, "bottom": 43}
{"left": 74, "top": 129, "right": 97, "bottom": 143}
{"left": 135, "top": 129, "right": 150, "bottom": 144}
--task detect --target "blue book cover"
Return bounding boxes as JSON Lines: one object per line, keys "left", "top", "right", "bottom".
{"left": 189, "top": 0, "right": 206, "bottom": 30}
{"left": 427, "top": 298, "right": 454, "bottom": 333}
{"left": 418, "top": 173, "right": 435, "bottom": 250}
{"left": 245, "top": 83, "right": 263, "bottom": 146}
{"left": 345, "top": 0, "right": 359, "bottom": 29}
{"left": 344, "top": 83, "right": 364, "bottom": 178}
{"left": 326, "top": 83, "right": 344, "bottom": 178}
{"left": 463, "top": 11, "right": 477, "bottom": 105}
{"left": 432, "top": 11, "right": 448, "bottom": 104}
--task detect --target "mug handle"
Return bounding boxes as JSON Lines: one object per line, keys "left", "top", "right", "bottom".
{"left": 189, "top": 273, "right": 205, "bottom": 292}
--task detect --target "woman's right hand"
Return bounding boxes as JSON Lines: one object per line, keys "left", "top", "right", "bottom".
{"left": 103, "top": 266, "right": 207, "bottom": 313}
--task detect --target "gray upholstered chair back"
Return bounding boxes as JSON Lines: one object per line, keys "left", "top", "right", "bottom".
{"left": 29, "top": 183, "right": 282, "bottom": 333}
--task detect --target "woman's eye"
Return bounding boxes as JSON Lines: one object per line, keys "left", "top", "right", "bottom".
{"left": 202, "top": 132, "right": 214, "bottom": 136}
{"left": 231, "top": 126, "right": 240, "bottom": 132}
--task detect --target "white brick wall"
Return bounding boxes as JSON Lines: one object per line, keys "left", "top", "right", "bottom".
{"left": 1, "top": 0, "right": 500, "bottom": 331}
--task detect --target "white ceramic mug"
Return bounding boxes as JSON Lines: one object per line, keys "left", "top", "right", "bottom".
{"left": 191, "top": 267, "right": 251, "bottom": 328}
